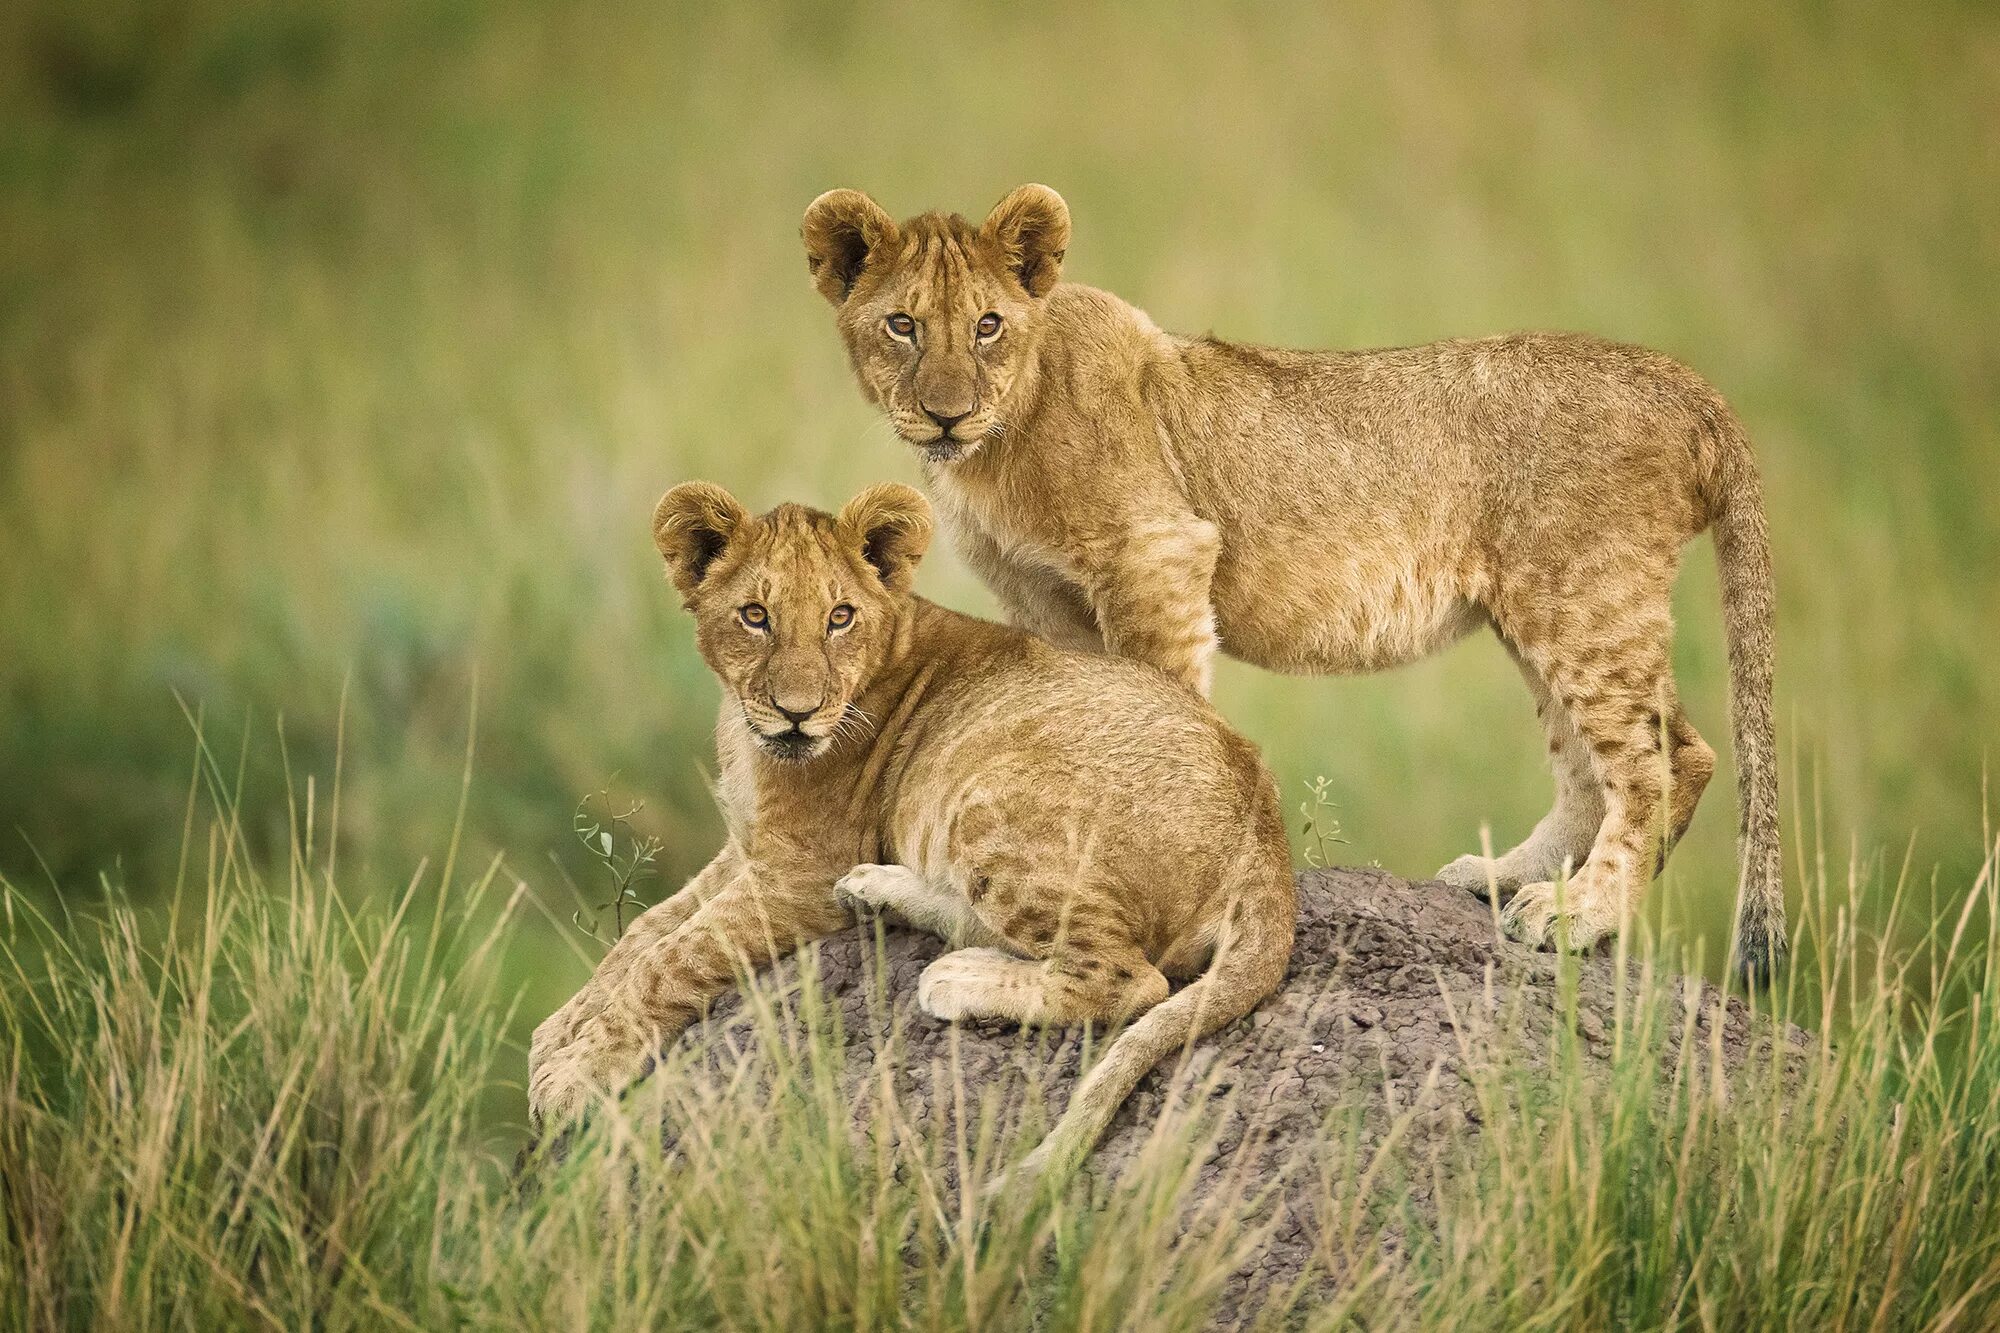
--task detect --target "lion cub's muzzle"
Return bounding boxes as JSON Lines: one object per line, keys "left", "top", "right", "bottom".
{"left": 901, "top": 413, "right": 997, "bottom": 465}
{"left": 741, "top": 696, "right": 840, "bottom": 763}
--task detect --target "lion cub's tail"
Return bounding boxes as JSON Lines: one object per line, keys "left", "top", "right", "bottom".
{"left": 1709, "top": 417, "right": 1788, "bottom": 984}
{"left": 1015, "top": 841, "right": 1296, "bottom": 1188}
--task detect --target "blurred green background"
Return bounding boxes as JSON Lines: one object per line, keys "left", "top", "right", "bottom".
{"left": 2, "top": 0, "right": 1995, "bottom": 1031}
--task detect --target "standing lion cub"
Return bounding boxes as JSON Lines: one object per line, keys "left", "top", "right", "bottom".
{"left": 802, "top": 184, "right": 1786, "bottom": 979}
{"left": 528, "top": 482, "right": 1295, "bottom": 1184}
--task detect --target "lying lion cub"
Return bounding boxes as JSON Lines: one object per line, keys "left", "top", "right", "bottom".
{"left": 802, "top": 184, "right": 1786, "bottom": 979}
{"left": 528, "top": 482, "right": 1295, "bottom": 1182}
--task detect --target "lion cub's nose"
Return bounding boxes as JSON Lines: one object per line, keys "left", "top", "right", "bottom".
{"left": 923, "top": 406, "right": 970, "bottom": 434}
{"left": 774, "top": 702, "right": 819, "bottom": 727}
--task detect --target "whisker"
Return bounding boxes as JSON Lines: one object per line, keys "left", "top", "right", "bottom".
{"left": 839, "top": 703, "right": 880, "bottom": 743}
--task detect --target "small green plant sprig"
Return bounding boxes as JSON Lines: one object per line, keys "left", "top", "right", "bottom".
{"left": 1299, "top": 774, "right": 1349, "bottom": 868}
{"left": 570, "top": 789, "right": 663, "bottom": 944}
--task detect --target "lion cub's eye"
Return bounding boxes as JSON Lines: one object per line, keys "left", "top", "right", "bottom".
{"left": 827, "top": 604, "right": 855, "bottom": 632}
{"left": 885, "top": 313, "right": 917, "bottom": 341}
{"left": 976, "top": 311, "right": 1003, "bottom": 341}
{"left": 738, "top": 603, "right": 769, "bottom": 631}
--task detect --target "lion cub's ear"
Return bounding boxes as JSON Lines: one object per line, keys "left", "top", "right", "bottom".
{"left": 836, "top": 483, "right": 932, "bottom": 593}
{"left": 982, "top": 184, "right": 1070, "bottom": 298}
{"left": 653, "top": 482, "right": 751, "bottom": 601}
{"left": 802, "top": 189, "right": 899, "bottom": 306}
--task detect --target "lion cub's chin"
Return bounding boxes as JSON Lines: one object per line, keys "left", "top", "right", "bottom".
{"left": 911, "top": 434, "right": 979, "bottom": 465}
{"left": 755, "top": 730, "right": 831, "bottom": 764}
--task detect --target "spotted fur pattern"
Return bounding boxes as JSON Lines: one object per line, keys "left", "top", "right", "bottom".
{"left": 528, "top": 485, "right": 1295, "bottom": 1184}
{"left": 803, "top": 185, "right": 1786, "bottom": 979}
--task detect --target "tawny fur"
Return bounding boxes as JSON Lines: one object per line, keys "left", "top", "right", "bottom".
{"left": 802, "top": 185, "right": 1785, "bottom": 979}
{"left": 528, "top": 483, "right": 1296, "bottom": 1184}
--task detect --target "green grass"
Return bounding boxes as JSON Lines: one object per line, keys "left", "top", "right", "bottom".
{"left": 5, "top": 741, "right": 1999, "bottom": 1329}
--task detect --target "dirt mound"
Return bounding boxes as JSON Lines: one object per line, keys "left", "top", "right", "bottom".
{"left": 667, "top": 866, "right": 1799, "bottom": 1310}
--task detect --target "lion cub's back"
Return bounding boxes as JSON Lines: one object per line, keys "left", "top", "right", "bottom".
{"left": 904, "top": 628, "right": 1282, "bottom": 860}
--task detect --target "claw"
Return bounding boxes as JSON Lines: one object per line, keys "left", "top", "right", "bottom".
{"left": 1500, "top": 881, "right": 1568, "bottom": 949}
{"left": 1500, "top": 878, "right": 1626, "bottom": 955}
{"left": 1437, "top": 853, "right": 1518, "bottom": 903}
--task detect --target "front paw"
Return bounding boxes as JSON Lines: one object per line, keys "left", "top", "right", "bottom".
{"left": 526, "top": 1021, "right": 650, "bottom": 1128}
{"left": 527, "top": 1048, "right": 601, "bottom": 1129}
{"left": 835, "top": 863, "right": 916, "bottom": 916}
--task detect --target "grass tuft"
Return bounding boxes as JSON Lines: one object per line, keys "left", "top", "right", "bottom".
{"left": 5, "top": 744, "right": 2000, "bottom": 1329}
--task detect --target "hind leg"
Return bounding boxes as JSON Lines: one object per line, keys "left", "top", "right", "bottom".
{"left": 1658, "top": 706, "right": 1715, "bottom": 869}
{"left": 914, "top": 854, "right": 1174, "bottom": 1024}
{"left": 917, "top": 876, "right": 1170, "bottom": 1025}
{"left": 918, "top": 942, "right": 1169, "bottom": 1025}
{"left": 1438, "top": 644, "right": 1605, "bottom": 900}
{"left": 1497, "top": 583, "right": 1710, "bottom": 952}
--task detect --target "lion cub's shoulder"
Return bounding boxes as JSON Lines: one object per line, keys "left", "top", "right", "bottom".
{"left": 1044, "top": 281, "right": 1166, "bottom": 344}
{"left": 1028, "top": 283, "right": 1177, "bottom": 397}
